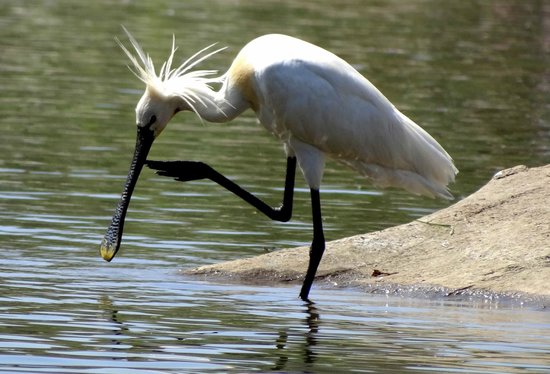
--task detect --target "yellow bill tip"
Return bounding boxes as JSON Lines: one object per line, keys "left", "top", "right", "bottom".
{"left": 99, "top": 238, "right": 116, "bottom": 262}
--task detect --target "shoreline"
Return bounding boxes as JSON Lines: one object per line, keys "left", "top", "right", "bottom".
{"left": 186, "top": 164, "right": 550, "bottom": 305}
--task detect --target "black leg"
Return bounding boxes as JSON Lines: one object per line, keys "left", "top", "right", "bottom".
{"left": 146, "top": 157, "right": 296, "bottom": 222}
{"left": 147, "top": 157, "right": 326, "bottom": 300}
{"left": 299, "top": 189, "right": 325, "bottom": 301}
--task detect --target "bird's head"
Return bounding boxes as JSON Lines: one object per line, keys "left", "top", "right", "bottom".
{"left": 135, "top": 86, "right": 180, "bottom": 139}
{"left": 121, "top": 25, "right": 225, "bottom": 136}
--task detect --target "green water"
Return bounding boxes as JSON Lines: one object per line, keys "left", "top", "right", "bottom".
{"left": 1, "top": 0, "right": 549, "bottom": 372}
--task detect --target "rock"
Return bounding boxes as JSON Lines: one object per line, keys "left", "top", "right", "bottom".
{"left": 187, "top": 164, "right": 550, "bottom": 300}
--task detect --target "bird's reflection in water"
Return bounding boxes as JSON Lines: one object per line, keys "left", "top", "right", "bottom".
{"left": 304, "top": 301, "right": 320, "bottom": 364}
{"left": 98, "top": 293, "right": 322, "bottom": 370}
{"left": 274, "top": 330, "right": 289, "bottom": 369}
{"left": 273, "top": 301, "right": 320, "bottom": 370}
{"left": 98, "top": 295, "right": 128, "bottom": 345}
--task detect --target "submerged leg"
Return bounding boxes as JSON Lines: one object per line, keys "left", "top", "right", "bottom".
{"left": 146, "top": 157, "right": 296, "bottom": 222}
{"left": 299, "top": 189, "right": 326, "bottom": 301}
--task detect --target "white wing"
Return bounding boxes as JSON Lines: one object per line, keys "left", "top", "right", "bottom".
{"left": 246, "top": 35, "right": 457, "bottom": 198}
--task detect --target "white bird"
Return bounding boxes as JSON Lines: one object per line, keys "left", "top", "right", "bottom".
{"left": 100, "top": 28, "right": 458, "bottom": 301}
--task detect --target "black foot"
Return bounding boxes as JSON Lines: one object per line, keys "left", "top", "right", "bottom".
{"left": 146, "top": 160, "right": 212, "bottom": 182}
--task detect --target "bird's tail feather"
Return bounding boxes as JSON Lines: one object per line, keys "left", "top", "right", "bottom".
{"left": 342, "top": 159, "right": 455, "bottom": 199}
{"left": 343, "top": 111, "right": 458, "bottom": 199}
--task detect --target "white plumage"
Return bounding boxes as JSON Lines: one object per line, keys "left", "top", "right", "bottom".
{"left": 229, "top": 34, "right": 457, "bottom": 196}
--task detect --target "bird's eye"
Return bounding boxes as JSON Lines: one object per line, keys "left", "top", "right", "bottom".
{"left": 147, "top": 115, "right": 157, "bottom": 127}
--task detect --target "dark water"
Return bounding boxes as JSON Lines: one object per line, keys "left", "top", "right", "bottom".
{"left": 1, "top": 0, "right": 549, "bottom": 372}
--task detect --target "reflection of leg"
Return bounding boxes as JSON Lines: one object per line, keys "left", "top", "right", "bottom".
{"left": 272, "top": 301, "right": 320, "bottom": 370}
{"left": 305, "top": 301, "right": 320, "bottom": 333}
{"left": 146, "top": 157, "right": 296, "bottom": 222}
{"left": 299, "top": 189, "right": 326, "bottom": 301}
{"left": 304, "top": 301, "right": 320, "bottom": 364}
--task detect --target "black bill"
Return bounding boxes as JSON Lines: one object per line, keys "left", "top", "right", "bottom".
{"left": 100, "top": 126, "right": 155, "bottom": 261}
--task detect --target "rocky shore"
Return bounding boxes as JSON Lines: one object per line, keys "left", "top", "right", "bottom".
{"left": 187, "top": 164, "right": 550, "bottom": 302}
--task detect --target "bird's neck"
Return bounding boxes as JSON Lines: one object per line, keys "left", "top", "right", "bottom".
{"left": 182, "top": 81, "right": 251, "bottom": 123}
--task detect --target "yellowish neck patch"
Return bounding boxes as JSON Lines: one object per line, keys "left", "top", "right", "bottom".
{"left": 228, "top": 55, "right": 258, "bottom": 111}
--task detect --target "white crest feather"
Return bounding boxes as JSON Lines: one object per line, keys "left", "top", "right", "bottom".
{"left": 116, "top": 26, "right": 227, "bottom": 118}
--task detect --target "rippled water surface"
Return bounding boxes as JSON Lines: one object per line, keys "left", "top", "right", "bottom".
{"left": 1, "top": 0, "right": 549, "bottom": 372}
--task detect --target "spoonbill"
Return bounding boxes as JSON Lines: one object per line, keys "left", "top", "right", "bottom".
{"left": 100, "top": 28, "right": 458, "bottom": 301}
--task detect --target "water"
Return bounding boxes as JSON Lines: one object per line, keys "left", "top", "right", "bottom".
{"left": 1, "top": 0, "right": 549, "bottom": 372}
{"left": 1, "top": 275, "right": 549, "bottom": 373}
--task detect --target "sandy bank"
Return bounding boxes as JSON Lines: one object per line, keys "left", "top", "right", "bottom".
{"left": 187, "top": 164, "right": 550, "bottom": 300}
